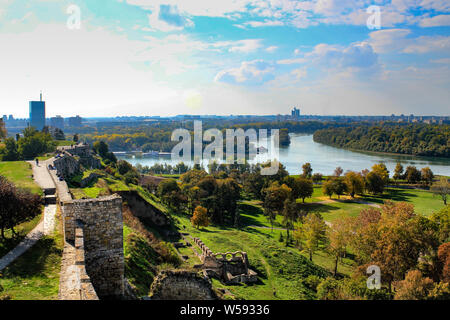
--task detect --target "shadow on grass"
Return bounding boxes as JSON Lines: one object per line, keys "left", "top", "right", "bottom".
{"left": 2, "top": 237, "right": 62, "bottom": 278}
{"left": 360, "top": 188, "right": 418, "bottom": 204}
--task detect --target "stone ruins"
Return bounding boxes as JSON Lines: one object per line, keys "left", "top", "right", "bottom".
{"left": 192, "top": 238, "right": 258, "bottom": 284}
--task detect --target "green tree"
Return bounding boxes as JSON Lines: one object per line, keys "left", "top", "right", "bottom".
{"left": 282, "top": 198, "right": 298, "bottom": 243}
{"left": 295, "top": 212, "right": 327, "bottom": 261}
{"left": 2, "top": 138, "right": 19, "bottom": 161}
{"left": 302, "top": 163, "right": 313, "bottom": 179}
{"left": 323, "top": 179, "right": 335, "bottom": 199}
{"left": 263, "top": 182, "right": 292, "bottom": 232}
{"left": 328, "top": 217, "right": 353, "bottom": 276}
{"left": 344, "top": 171, "right": 365, "bottom": 198}
{"left": 366, "top": 171, "right": 385, "bottom": 194}
{"left": 332, "top": 178, "right": 348, "bottom": 199}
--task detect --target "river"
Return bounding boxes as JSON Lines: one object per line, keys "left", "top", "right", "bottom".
{"left": 117, "top": 134, "right": 450, "bottom": 176}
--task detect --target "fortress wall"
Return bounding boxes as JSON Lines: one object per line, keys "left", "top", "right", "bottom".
{"left": 61, "top": 194, "right": 124, "bottom": 299}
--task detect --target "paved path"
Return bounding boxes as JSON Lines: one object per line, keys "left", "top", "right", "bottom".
{"left": 0, "top": 160, "right": 58, "bottom": 271}
{"left": 0, "top": 221, "right": 44, "bottom": 271}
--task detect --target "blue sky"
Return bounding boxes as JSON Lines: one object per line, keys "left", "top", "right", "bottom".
{"left": 0, "top": 0, "right": 449, "bottom": 117}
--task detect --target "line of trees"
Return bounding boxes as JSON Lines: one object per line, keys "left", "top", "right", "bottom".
{"left": 313, "top": 123, "right": 450, "bottom": 157}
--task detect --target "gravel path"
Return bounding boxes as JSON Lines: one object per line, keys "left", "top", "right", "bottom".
{"left": 0, "top": 159, "right": 58, "bottom": 271}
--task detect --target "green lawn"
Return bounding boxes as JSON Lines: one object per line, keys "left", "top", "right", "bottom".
{"left": 360, "top": 187, "right": 445, "bottom": 216}
{"left": 173, "top": 212, "right": 330, "bottom": 300}
{"left": 0, "top": 215, "right": 63, "bottom": 300}
{"left": 0, "top": 161, "right": 42, "bottom": 195}
{"left": 0, "top": 214, "right": 42, "bottom": 258}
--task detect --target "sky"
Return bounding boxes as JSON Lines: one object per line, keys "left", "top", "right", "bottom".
{"left": 0, "top": 0, "right": 449, "bottom": 118}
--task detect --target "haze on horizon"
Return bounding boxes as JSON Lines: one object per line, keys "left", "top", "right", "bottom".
{"left": 0, "top": 0, "right": 449, "bottom": 118}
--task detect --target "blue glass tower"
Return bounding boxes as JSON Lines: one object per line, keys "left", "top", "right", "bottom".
{"left": 29, "top": 92, "right": 46, "bottom": 130}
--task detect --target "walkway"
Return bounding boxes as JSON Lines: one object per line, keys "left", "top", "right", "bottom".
{"left": 0, "top": 159, "right": 58, "bottom": 271}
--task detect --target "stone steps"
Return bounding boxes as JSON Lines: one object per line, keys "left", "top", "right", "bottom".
{"left": 45, "top": 194, "right": 57, "bottom": 205}
{"left": 44, "top": 187, "right": 56, "bottom": 196}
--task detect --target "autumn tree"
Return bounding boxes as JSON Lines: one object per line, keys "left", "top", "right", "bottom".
{"left": 394, "top": 270, "right": 434, "bottom": 300}
{"left": 405, "top": 166, "right": 421, "bottom": 184}
{"left": 437, "top": 242, "right": 450, "bottom": 283}
{"left": 328, "top": 217, "right": 353, "bottom": 276}
{"left": 344, "top": 171, "right": 365, "bottom": 198}
{"left": 393, "top": 162, "right": 404, "bottom": 182}
{"left": 312, "top": 173, "right": 323, "bottom": 184}
{"left": 430, "top": 206, "right": 450, "bottom": 243}
{"left": 284, "top": 176, "right": 313, "bottom": 203}
{"left": 323, "top": 179, "right": 335, "bottom": 199}
{"left": 332, "top": 178, "right": 348, "bottom": 199}
{"left": 295, "top": 212, "right": 327, "bottom": 261}
{"left": 301, "top": 163, "right": 313, "bottom": 179}
{"left": 0, "top": 176, "right": 41, "bottom": 239}
{"left": 371, "top": 163, "right": 390, "bottom": 185}
{"left": 421, "top": 167, "right": 434, "bottom": 186}
{"left": 191, "top": 206, "right": 209, "bottom": 229}
{"left": 431, "top": 177, "right": 450, "bottom": 205}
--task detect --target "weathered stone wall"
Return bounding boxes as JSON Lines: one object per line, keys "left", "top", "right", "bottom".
{"left": 59, "top": 225, "right": 99, "bottom": 300}
{"left": 150, "top": 270, "right": 217, "bottom": 300}
{"left": 192, "top": 237, "right": 257, "bottom": 284}
{"left": 54, "top": 154, "right": 80, "bottom": 179}
{"left": 61, "top": 195, "right": 124, "bottom": 299}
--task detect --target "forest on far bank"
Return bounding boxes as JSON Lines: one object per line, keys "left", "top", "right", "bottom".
{"left": 313, "top": 123, "right": 450, "bottom": 158}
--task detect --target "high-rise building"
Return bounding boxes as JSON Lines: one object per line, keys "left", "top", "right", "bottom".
{"left": 50, "top": 115, "right": 64, "bottom": 130}
{"left": 291, "top": 107, "right": 300, "bottom": 118}
{"left": 68, "top": 115, "right": 82, "bottom": 127}
{"left": 29, "top": 92, "right": 46, "bottom": 130}
{"left": 2, "top": 115, "right": 6, "bottom": 123}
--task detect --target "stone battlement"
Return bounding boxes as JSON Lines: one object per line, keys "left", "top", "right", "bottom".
{"left": 192, "top": 237, "right": 257, "bottom": 285}
{"left": 61, "top": 194, "right": 124, "bottom": 299}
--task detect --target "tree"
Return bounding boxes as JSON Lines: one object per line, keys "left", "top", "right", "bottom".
{"left": 394, "top": 270, "right": 434, "bottom": 300}
{"left": 366, "top": 171, "right": 385, "bottom": 194}
{"left": 372, "top": 163, "right": 389, "bottom": 185}
{"left": 328, "top": 217, "right": 353, "bottom": 276}
{"left": 302, "top": 163, "right": 313, "bottom": 179}
{"left": 393, "top": 163, "right": 404, "bottom": 182}
{"left": 282, "top": 198, "right": 298, "bottom": 243}
{"left": 344, "top": 171, "right": 365, "bottom": 198}
{"left": 437, "top": 242, "right": 450, "bottom": 283}
{"left": 117, "top": 160, "right": 134, "bottom": 175}
{"left": 421, "top": 167, "right": 434, "bottom": 186}
{"left": 157, "top": 179, "right": 183, "bottom": 210}
{"left": 285, "top": 176, "right": 313, "bottom": 203}
{"left": 0, "top": 119, "right": 6, "bottom": 140}
{"left": 2, "top": 137, "right": 19, "bottom": 161}
{"left": 334, "top": 167, "right": 343, "bottom": 177}
{"left": 323, "top": 179, "right": 335, "bottom": 199}
{"left": 73, "top": 133, "right": 79, "bottom": 142}
{"left": 405, "top": 166, "right": 421, "bottom": 184}
{"left": 312, "top": 173, "right": 323, "bottom": 184}
{"left": 17, "top": 129, "right": 55, "bottom": 160}
{"left": 263, "top": 182, "right": 291, "bottom": 232}
{"left": 431, "top": 206, "right": 450, "bottom": 243}
{"left": 191, "top": 206, "right": 209, "bottom": 229}
{"left": 332, "top": 178, "right": 348, "bottom": 199}
{"left": 295, "top": 212, "right": 327, "bottom": 261}
{"left": 0, "top": 176, "right": 41, "bottom": 239}
{"left": 431, "top": 177, "right": 450, "bottom": 205}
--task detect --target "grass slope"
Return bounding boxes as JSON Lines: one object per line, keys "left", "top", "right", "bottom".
{"left": 0, "top": 161, "right": 42, "bottom": 195}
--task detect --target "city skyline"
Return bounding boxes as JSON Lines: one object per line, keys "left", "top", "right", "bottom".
{"left": 0, "top": 1, "right": 449, "bottom": 117}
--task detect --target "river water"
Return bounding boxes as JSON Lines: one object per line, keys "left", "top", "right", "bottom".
{"left": 117, "top": 134, "right": 450, "bottom": 176}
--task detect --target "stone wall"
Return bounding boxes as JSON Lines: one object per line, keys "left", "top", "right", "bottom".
{"left": 59, "top": 224, "right": 99, "bottom": 300}
{"left": 53, "top": 154, "right": 80, "bottom": 179}
{"left": 61, "top": 194, "right": 124, "bottom": 299}
{"left": 150, "top": 270, "right": 217, "bottom": 300}
{"left": 54, "top": 143, "right": 101, "bottom": 179}
{"left": 192, "top": 238, "right": 257, "bottom": 285}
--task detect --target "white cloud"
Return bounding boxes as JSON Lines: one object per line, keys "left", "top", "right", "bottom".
{"left": 419, "top": 14, "right": 450, "bottom": 27}
{"left": 215, "top": 60, "right": 275, "bottom": 84}
{"left": 214, "top": 39, "right": 263, "bottom": 53}
{"left": 266, "top": 46, "right": 278, "bottom": 53}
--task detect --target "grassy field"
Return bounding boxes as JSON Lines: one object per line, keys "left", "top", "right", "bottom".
{"left": 0, "top": 212, "right": 63, "bottom": 300}
{"left": 0, "top": 214, "right": 42, "bottom": 258}
{"left": 173, "top": 211, "right": 329, "bottom": 300}
{"left": 360, "top": 187, "right": 445, "bottom": 216}
{"left": 0, "top": 161, "right": 42, "bottom": 195}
